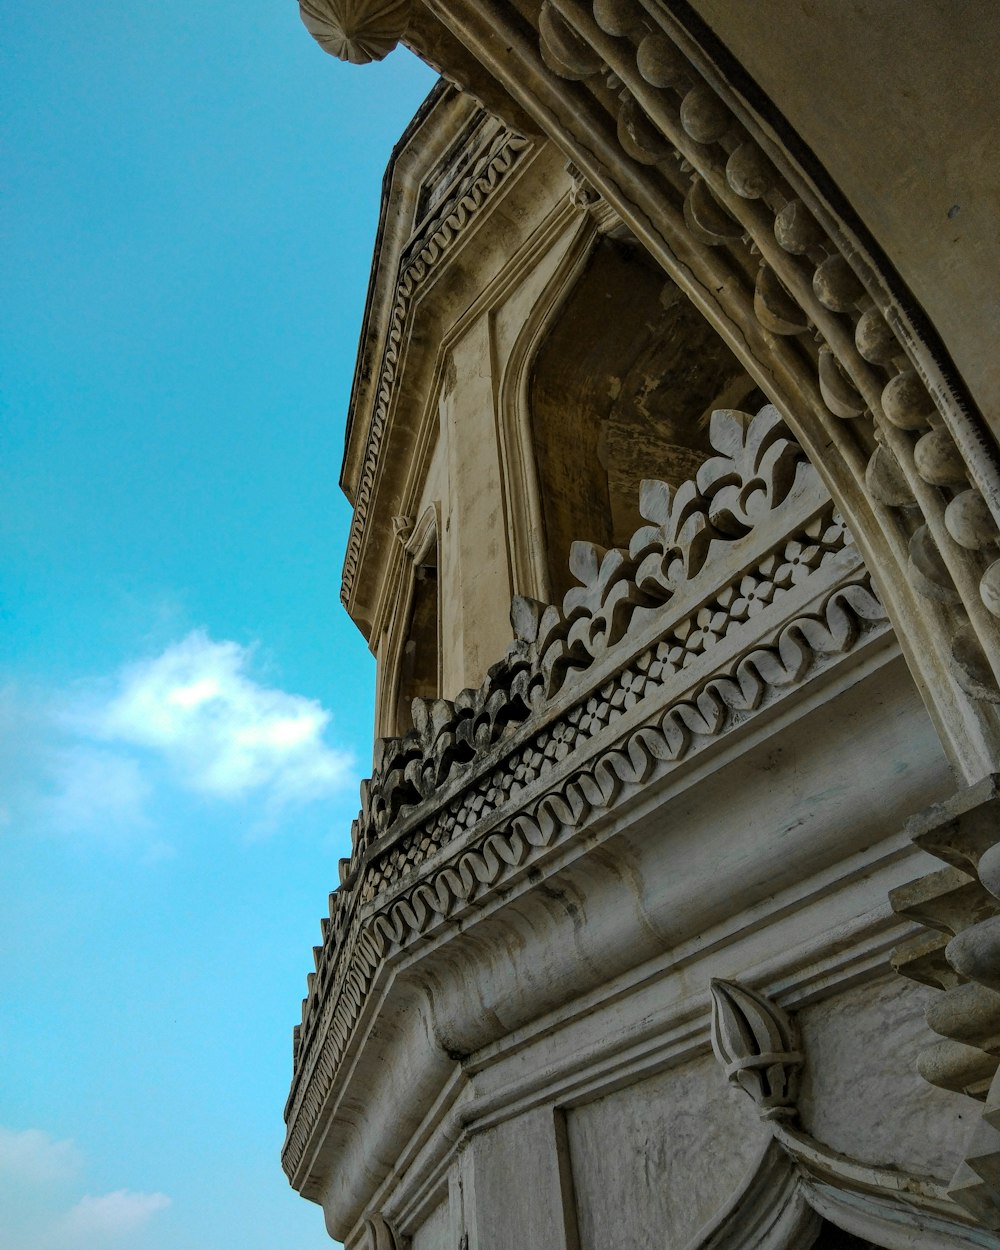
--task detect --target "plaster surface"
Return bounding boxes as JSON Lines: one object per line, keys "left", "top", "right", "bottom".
{"left": 798, "top": 972, "right": 972, "bottom": 1181}
{"left": 566, "top": 1054, "right": 769, "bottom": 1250}
{"left": 409, "top": 1196, "right": 450, "bottom": 1250}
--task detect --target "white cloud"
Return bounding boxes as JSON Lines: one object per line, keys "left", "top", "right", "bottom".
{"left": 60, "top": 1190, "right": 170, "bottom": 1243}
{"left": 88, "top": 631, "right": 352, "bottom": 805}
{"left": 0, "top": 632, "right": 353, "bottom": 849}
{"left": 0, "top": 1127, "right": 82, "bottom": 1186}
{"left": 40, "top": 745, "right": 152, "bottom": 840}
{"left": 0, "top": 1129, "right": 170, "bottom": 1250}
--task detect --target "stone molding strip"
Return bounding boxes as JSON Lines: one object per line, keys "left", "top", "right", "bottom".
{"left": 370, "top": 581, "right": 882, "bottom": 949}
{"left": 283, "top": 571, "right": 887, "bottom": 1182}
{"left": 295, "top": 406, "right": 838, "bottom": 1060}
{"left": 346, "top": 405, "right": 830, "bottom": 875}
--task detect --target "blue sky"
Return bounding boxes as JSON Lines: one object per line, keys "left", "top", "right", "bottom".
{"left": 2, "top": 4, "right": 435, "bottom": 1247}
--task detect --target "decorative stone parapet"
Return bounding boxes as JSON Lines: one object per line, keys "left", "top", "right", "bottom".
{"left": 303, "top": 0, "right": 1000, "bottom": 782}
{"left": 282, "top": 404, "right": 890, "bottom": 1188}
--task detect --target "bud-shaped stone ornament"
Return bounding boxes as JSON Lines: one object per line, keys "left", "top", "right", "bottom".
{"left": 636, "top": 32, "right": 690, "bottom": 88}
{"left": 982, "top": 560, "right": 1000, "bottom": 619}
{"left": 593, "top": 0, "right": 643, "bottom": 38}
{"left": 774, "top": 200, "right": 823, "bottom": 254}
{"left": 710, "top": 979, "right": 803, "bottom": 1119}
{"left": 726, "top": 142, "right": 773, "bottom": 199}
{"left": 363, "top": 1214, "right": 401, "bottom": 1250}
{"left": 812, "top": 254, "right": 864, "bottom": 312}
{"left": 680, "top": 84, "right": 731, "bottom": 144}
{"left": 855, "top": 305, "right": 899, "bottom": 366}
{"left": 866, "top": 442, "right": 915, "bottom": 508}
{"left": 882, "top": 369, "right": 935, "bottom": 430}
{"left": 539, "top": 1, "right": 601, "bottom": 78}
{"left": 914, "top": 427, "right": 968, "bottom": 487}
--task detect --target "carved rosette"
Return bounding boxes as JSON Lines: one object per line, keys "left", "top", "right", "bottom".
{"left": 710, "top": 979, "right": 803, "bottom": 1120}
{"left": 299, "top": 0, "right": 412, "bottom": 64}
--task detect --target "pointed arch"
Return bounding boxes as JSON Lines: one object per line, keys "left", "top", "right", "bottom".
{"left": 362, "top": 0, "right": 1000, "bottom": 784}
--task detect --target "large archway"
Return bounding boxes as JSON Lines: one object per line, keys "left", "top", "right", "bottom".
{"left": 304, "top": 0, "right": 1000, "bottom": 784}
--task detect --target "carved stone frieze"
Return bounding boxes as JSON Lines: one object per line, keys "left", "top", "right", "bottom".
{"left": 301, "top": 0, "right": 1000, "bottom": 778}
{"left": 285, "top": 573, "right": 884, "bottom": 1182}
{"left": 283, "top": 406, "right": 891, "bottom": 1185}
{"left": 532, "top": 0, "right": 1000, "bottom": 725}
{"left": 336, "top": 407, "right": 851, "bottom": 879}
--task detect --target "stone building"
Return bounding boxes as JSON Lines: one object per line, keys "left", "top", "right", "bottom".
{"left": 281, "top": 4, "right": 1000, "bottom": 1248}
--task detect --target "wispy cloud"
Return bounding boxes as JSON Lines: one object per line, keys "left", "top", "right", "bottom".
{"left": 0, "top": 1126, "right": 169, "bottom": 1250}
{"left": 1, "top": 630, "right": 354, "bottom": 849}
{"left": 39, "top": 745, "right": 152, "bottom": 839}
{"left": 59, "top": 1189, "right": 171, "bottom": 1243}
{"left": 0, "top": 1127, "right": 82, "bottom": 1186}
{"left": 84, "top": 630, "right": 352, "bottom": 805}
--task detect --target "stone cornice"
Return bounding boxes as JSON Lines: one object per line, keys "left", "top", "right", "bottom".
{"left": 284, "top": 571, "right": 887, "bottom": 1187}
{"left": 340, "top": 119, "right": 531, "bottom": 620}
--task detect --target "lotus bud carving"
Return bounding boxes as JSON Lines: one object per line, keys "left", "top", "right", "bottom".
{"left": 363, "top": 1213, "right": 401, "bottom": 1250}
{"left": 710, "top": 978, "right": 803, "bottom": 1119}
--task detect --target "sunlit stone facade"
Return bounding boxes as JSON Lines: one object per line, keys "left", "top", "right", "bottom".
{"left": 283, "top": 5, "right": 1000, "bottom": 1247}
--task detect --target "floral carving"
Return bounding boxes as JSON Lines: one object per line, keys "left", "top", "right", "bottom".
{"left": 280, "top": 392, "right": 893, "bottom": 1198}
{"left": 342, "top": 406, "right": 832, "bottom": 864}
{"left": 284, "top": 572, "right": 887, "bottom": 1180}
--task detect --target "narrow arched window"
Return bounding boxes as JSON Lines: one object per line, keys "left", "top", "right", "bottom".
{"left": 529, "top": 235, "right": 764, "bottom": 604}
{"left": 391, "top": 508, "right": 440, "bottom": 737}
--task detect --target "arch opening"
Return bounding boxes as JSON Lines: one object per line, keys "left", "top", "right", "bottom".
{"left": 529, "top": 234, "right": 764, "bottom": 603}
{"left": 390, "top": 511, "right": 440, "bottom": 737}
